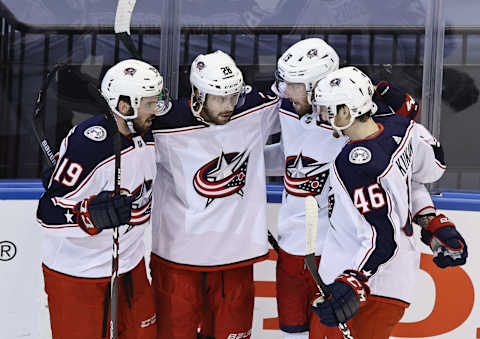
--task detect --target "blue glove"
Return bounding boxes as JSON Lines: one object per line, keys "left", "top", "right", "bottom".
{"left": 421, "top": 214, "right": 468, "bottom": 268}
{"left": 74, "top": 191, "right": 134, "bottom": 235}
{"left": 375, "top": 80, "right": 420, "bottom": 121}
{"left": 312, "top": 270, "right": 370, "bottom": 327}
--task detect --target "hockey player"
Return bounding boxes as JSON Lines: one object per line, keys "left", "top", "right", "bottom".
{"left": 265, "top": 38, "right": 425, "bottom": 339}
{"left": 266, "top": 38, "right": 467, "bottom": 339}
{"left": 308, "top": 66, "right": 467, "bottom": 339}
{"left": 150, "top": 50, "right": 280, "bottom": 339}
{"left": 36, "top": 59, "right": 170, "bottom": 339}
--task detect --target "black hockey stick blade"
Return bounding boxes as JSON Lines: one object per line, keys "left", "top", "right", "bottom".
{"left": 116, "top": 32, "right": 141, "bottom": 59}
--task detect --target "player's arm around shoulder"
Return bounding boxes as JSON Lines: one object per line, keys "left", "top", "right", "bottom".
{"left": 240, "top": 86, "right": 281, "bottom": 134}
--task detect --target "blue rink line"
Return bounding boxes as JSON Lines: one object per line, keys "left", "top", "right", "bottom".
{"left": 1, "top": 180, "right": 480, "bottom": 211}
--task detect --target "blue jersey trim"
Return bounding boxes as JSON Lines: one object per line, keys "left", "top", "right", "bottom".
{"left": 2, "top": 181, "right": 480, "bottom": 211}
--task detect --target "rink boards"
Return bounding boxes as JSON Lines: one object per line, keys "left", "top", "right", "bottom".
{"left": 0, "top": 181, "right": 478, "bottom": 339}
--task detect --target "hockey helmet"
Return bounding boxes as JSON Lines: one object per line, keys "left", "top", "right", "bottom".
{"left": 275, "top": 38, "right": 339, "bottom": 104}
{"left": 312, "top": 66, "right": 377, "bottom": 132}
{"left": 189, "top": 50, "right": 246, "bottom": 121}
{"left": 101, "top": 59, "right": 170, "bottom": 124}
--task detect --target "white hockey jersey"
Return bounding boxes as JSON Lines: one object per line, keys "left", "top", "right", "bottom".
{"left": 268, "top": 99, "right": 347, "bottom": 255}
{"left": 151, "top": 88, "right": 280, "bottom": 270}
{"left": 264, "top": 100, "right": 436, "bottom": 257}
{"left": 36, "top": 114, "right": 155, "bottom": 278}
{"left": 321, "top": 113, "right": 446, "bottom": 304}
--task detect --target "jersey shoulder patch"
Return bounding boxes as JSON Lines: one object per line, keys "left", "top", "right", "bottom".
{"left": 349, "top": 146, "right": 372, "bottom": 164}
{"left": 336, "top": 141, "right": 388, "bottom": 179}
{"left": 83, "top": 125, "right": 108, "bottom": 141}
{"left": 74, "top": 115, "right": 112, "bottom": 145}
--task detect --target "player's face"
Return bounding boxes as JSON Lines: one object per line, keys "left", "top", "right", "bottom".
{"left": 319, "top": 105, "right": 329, "bottom": 123}
{"left": 332, "top": 105, "right": 351, "bottom": 138}
{"left": 284, "top": 82, "right": 311, "bottom": 117}
{"left": 134, "top": 95, "right": 159, "bottom": 133}
{"left": 202, "top": 93, "right": 239, "bottom": 125}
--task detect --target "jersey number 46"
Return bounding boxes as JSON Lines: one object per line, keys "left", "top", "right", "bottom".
{"left": 353, "top": 183, "right": 386, "bottom": 214}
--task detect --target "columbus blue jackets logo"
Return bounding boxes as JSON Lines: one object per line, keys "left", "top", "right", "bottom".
{"left": 124, "top": 67, "right": 136, "bottom": 76}
{"left": 307, "top": 48, "right": 318, "bottom": 58}
{"left": 124, "top": 179, "right": 153, "bottom": 233}
{"left": 330, "top": 78, "right": 341, "bottom": 87}
{"left": 284, "top": 153, "right": 329, "bottom": 197}
{"left": 196, "top": 61, "right": 205, "bottom": 70}
{"left": 193, "top": 151, "right": 249, "bottom": 207}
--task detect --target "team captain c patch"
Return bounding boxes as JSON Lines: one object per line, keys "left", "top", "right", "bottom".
{"left": 349, "top": 146, "right": 371, "bottom": 164}
{"left": 84, "top": 126, "right": 107, "bottom": 141}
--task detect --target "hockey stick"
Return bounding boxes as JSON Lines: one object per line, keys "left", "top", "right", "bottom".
{"left": 304, "top": 196, "right": 354, "bottom": 339}
{"left": 106, "top": 104, "right": 122, "bottom": 339}
{"left": 267, "top": 229, "right": 279, "bottom": 253}
{"left": 108, "top": 1, "right": 138, "bottom": 338}
{"left": 32, "top": 63, "right": 68, "bottom": 169}
{"left": 114, "top": 0, "right": 140, "bottom": 59}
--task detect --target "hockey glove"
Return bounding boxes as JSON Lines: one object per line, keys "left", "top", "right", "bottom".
{"left": 375, "top": 81, "right": 420, "bottom": 121}
{"left": 74, "top": 191, "right": 134, "bottom": 235}
{"left": 421, "top": 214, "right": 468, "bottom": 268}
{"left": 311, "top": 270, "right": 370, "bottom": 327}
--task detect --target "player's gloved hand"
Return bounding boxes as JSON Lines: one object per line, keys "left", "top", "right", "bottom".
{"left": 74, "top": 191, "right": 134, "bottom": 235}
{"left": 375, "top": 80, "right": 420, "bottom": 121}
{"left": 311, "top": 270, "right": 370, "bottom": 327}
{"left": 421, "top": 214, "right": 468, "bottom": 268}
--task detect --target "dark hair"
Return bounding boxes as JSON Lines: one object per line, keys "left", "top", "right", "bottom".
{"left": 337, "top": 104, "right": 371, "bottom": 122}
{"left": 358, "top": 113, "right": 371, "bottom": 122}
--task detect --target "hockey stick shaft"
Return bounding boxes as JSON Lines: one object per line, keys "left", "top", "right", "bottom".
{"left": 109, "top": 1, "right": 137, "bottom": 338}
{"left": 108, "top": 112, "right": 122, "bottom": 339}
{"left": 32, "top": 63, "right": 67, "bottom": 169}
{"left": 304, "top": 196, "right": 354, "bottom": 339}
{"left": 267, "top": 229, "right": 279, "bottom": 253}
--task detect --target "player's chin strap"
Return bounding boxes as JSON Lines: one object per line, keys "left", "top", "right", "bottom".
{"left": 330, "top": 115, "right": 355, "bottom": 137}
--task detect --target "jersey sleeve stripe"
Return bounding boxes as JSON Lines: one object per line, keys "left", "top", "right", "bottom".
{"left": 37, "top": 218, "right": 79, "bottom": 229}
{"left": 230, "top": 97, "right": 280, "bottom": 121}
{"left": 279, "top": 109, "right": 299, "bottom": 119}
{"left": 357, "top": 223, "right": 377, "bottom": 270}
{"left": 153, "top": 125, "right": 207, "bottom": 134}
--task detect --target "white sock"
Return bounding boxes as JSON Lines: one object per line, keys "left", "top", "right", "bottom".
{"left": 283, "top": 331, "right": 309, "bottom": 339}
